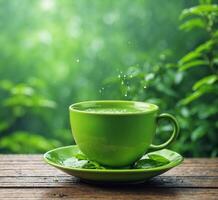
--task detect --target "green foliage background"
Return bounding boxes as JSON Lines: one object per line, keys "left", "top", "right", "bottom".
{"left": 0, "top": 0, "right": 217, "bottom": 156}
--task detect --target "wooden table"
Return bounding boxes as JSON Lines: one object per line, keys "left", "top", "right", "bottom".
{"left": 0, "top": 155, "right": 217, "bottom": 200}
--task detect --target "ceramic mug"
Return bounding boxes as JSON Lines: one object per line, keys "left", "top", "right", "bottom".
{"left": 69, "top": 100, "right": 179, "bottom": 167}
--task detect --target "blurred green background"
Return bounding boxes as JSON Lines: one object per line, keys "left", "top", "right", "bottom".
{"left": 0, "top": 0, "right": 217, "bottom": 156}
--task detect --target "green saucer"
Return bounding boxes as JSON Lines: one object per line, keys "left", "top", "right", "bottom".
{"left": 44, "top": 145, "right": 183, "bottom": 183}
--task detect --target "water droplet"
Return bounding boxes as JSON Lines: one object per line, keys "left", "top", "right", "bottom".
{"left": 121, "top": 81, "right": 124, "bottom": 85}
{"left": 118, "top": 74, "right": 121, "bottom": 78}
{"left": 123, "top": 75, "right": 126, "bottom": 78}
{"left": 143, "top": 85, "right": 147, "bottom": 89}
{"left": 129, "top": 75, "right": 133, "bottom": 78}
{"left": 76, "top": 59, "right": 80, "bottom": 63}
{"left": 124, "top": 93, "right": 128, "bottom": 97}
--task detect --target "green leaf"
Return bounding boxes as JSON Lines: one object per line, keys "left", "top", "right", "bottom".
{"left": 180, "top": 85, "right": 214, "bottom": 105}
{"left": 36, "top": 99, "right": 56, "bottom": 108}
{"left": 193, "top": 75, "right": 218, "bottom": 90}
{"left": 75, "top": 153, "right": 88, "bottom": 160}
{"left": 134, "top": 157, "right": 169, "bottom": 169}
{"left": 134, "top": 153, "right": 170, "bottom": 169}
{"left": 179, "top": 60, "right": 208, "bottom": 71}
{"left": 213, "top": 57, "right": 218, "bottom": 64}
{"left": 213, "top": 30, "right": 218, "bottom": 38}
{"left": 133, "top": 159, "right": 162, "bottom": 169}
{"left": 179, "top": 51, "right": 202, "bottom": 65}
{"left": 180, "top": 18, "right": 206, "bottom": 31}
{"left": 191, "top": 126, "right": 207, "bottom": 141}
{"left": 3, "top": 96, "right": 31, "bottom": 107}
{"left": 63, "top": 158, "right": 88, "bottom": 168}
{"left": 145, "top": 73, "right": 155, "bottom": 81}
{"left": 180, "top": 5, "right": 218, "bottom": 19}
{"left": 73, "top": 153, "right": 105, "bottom": 169}
{"left": 82, "top": 161, "right": 105, "bottom": 169}
{"left": 0, "top": 131, "right": 60, "bottom": 153}
{"left": 148, "top": 154, "right": 170, "bottom": 164}
{"left": 3, "top": 93, "right": 56, "bottom": 109}
{"left": 195, "top": 40, "right": 214, "bottom": 53}
{"left": 72, "top": 153, "right": 170, "bottom": 170}
{"left": 179, "top": 40, "right": 215, "bottom": 67}
{"left": 180, "top": 90, "right": 204, "bottom": 105}
{"left": 11, "top": 84, "right": 35, "bottom": 96}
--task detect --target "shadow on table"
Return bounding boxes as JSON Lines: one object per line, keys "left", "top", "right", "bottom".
{"left": 79, "top": 176, "right": 173, "bottom": 188}
{"left": 44, "top": 178, "right": 179, "bottom": 199}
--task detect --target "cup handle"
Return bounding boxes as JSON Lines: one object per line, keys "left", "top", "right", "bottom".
{"left": 149, "top": 113, "right": 179, "bottom": 150}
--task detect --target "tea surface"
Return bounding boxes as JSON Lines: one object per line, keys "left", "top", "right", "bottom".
{"left": 84, "top": 107, "right": 146, "bottom": 114}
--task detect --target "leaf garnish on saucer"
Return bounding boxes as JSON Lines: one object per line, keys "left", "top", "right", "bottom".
{"left": 75, "top": 153, "right": 88, "bottom": 160}
{"left": 82, "top": 161, "right": 105, "bottom": 169}
{"left": 133, "top": 154, "right": 170, "bottom": 169}
{"left": 71, "top": 152, "right": 170, "bottom": 169}
{"left": 74, "top": 153, "right": 105, "bottom": 169}
{"left": 147, "top": 154, "right": 170, "bottom": 164}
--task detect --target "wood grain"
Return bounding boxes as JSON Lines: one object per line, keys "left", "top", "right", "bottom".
{"left": 0, "top": 155, "right": 217, "bottom": 199}
{"left": 0, "top": 156, "right": 217, "bottom": 177}
{"left": 0, "top": 176, "right": 217, "bottom": 188}
{"left": 0, "top": 188, "right": 218, "bottom": 200}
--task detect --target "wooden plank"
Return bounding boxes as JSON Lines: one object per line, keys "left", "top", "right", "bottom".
{"left": 0, "top": 156, "right": 217, "bottom": 171}
{"left": 0, "top": 156, "right": 217, "bottom": 168}
{"left": 0, "top": 156, "right": 217, "bottom": 176}
{"left": 0, "top": 156, "right": 217, "bottom": 199}
{"left": 0, "top": 175, "right": 217, "bottom": 188}
{"left": 0, "top": 156, "right": 217, "bottom": 188}
{"left": 0, "top": 165, "right": 217, "bottom": 177}
{"left": 0, "top": 155, "right": 217, "bottom": 163}
{"left": 0, "top": 169, "right": 65, "bottom": 176}
{"left": 0, "top": 188, "right": 217, "bottom": 200}
{"left": 0, "top": 155, "right": 42, "bottom": 161}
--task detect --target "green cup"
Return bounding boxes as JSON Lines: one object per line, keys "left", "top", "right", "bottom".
{"left": 69, "top": 100, "right": 179, "bottom": 167}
